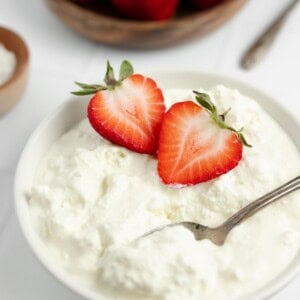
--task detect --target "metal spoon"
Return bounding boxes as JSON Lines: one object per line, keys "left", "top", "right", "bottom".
{"left": 241, "top": 0, "right": 299, "bottom": 69}
{"left": 140, "top": 176, "right": 300, "bottom": 246}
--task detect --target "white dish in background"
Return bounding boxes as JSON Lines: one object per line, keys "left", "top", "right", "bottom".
{"left": 15, "top": 71, "right": 300, "bottom": 300}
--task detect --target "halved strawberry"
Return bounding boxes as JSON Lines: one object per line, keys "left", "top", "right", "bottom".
{"left": 157, "top": 92, "right": 251, "bottom": 186}
{"left": 72, "top": 61, "right": 165, "bottom": 155}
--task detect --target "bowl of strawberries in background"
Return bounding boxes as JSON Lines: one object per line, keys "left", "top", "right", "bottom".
{"left": 45, "top": 0, "right": 247, "bottom": 48}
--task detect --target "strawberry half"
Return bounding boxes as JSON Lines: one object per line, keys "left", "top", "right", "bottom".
{"left": 72, "top": 61, "right": 165, "bottom": 155}
{"left": 157, "top": 92, "right": 251, "bottom": 186}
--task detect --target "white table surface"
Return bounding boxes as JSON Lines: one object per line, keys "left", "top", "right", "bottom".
{"left": 0, "top": 0, "right": 300, "bottom": 299}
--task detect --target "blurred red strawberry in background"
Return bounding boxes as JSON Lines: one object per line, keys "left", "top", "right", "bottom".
{"left": 70, "top": 0, "right": 224, "bottom": 20}
{"left": 111, "top": 0, "right": 180, "bottom": 20}
{"left": 189, "top": 0, "right": 224, "bottom": 9}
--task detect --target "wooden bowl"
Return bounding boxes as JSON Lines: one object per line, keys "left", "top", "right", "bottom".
{"left": 0, "top": 27, "right": 29, "bottom": 116}
{"left": 45, "top": 0, "right": 247, "bottom": 49}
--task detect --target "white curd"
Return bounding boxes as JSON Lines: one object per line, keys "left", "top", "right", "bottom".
{"left": 28, "top": 86, "right": 300, "bottom": 299}
{"left": 0, "top": 43, "right": 16, "bottom": 86}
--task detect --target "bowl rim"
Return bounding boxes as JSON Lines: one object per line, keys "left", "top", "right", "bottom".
{"left": 14, "top": 70, "right": 300, "bottom": 300}
{"left": 47, "top": 0, "right": 248, "bottom": 29}
{"left": 0, "top": 26, "right": 29, "bottom": 92}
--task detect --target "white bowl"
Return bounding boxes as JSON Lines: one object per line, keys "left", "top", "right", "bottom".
{"left": 15, "top": 71, "right": 300, "bottom": 300}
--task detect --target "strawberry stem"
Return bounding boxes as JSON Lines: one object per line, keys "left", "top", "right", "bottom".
{"left": 193, "top": 91, "right": 252, "bottom": 148}
{"left": 71, "top": 60, "right": 134, "bottom": 95}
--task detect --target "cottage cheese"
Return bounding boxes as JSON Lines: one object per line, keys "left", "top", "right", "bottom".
{"left": 29, "top": 86, "right": 300, "bottom": 299}
{"left": 0, "top": 43, "right": 16, "bottom": 86}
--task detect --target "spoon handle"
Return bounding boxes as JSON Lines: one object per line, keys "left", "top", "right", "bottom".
{"left": 222, "top": 176, "right": 300, "bottom": 231}
{"left": 241, "top": 0, "right": 299, "bottom": 69}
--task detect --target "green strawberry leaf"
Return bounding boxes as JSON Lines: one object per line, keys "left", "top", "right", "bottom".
{"left": 194, "top": 91, "right": 252, "bottom": 148}
{"left": 237, "top": 132, "right": 252, "bottom": 148}
{"left": 71, "top": 89, "right": 99, "bottom": 96}
{"left": 72, "top": 60, "right": 135, "bottom": 96}
{"left": 119, "top": 60, "right": 134, "bottom": 81}
{"left": 74, "top": 82, "right": 105, "bottom": 89}
{"left": 194, "top": 91, "right": 216, "bottom": 114}
{"left": 104, "top": 60, "right": 117, "bottom": 86}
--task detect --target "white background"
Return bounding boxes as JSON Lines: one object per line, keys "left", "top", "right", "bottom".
{"left": 0, "top": 0, "right": 300, "bottom": 299}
